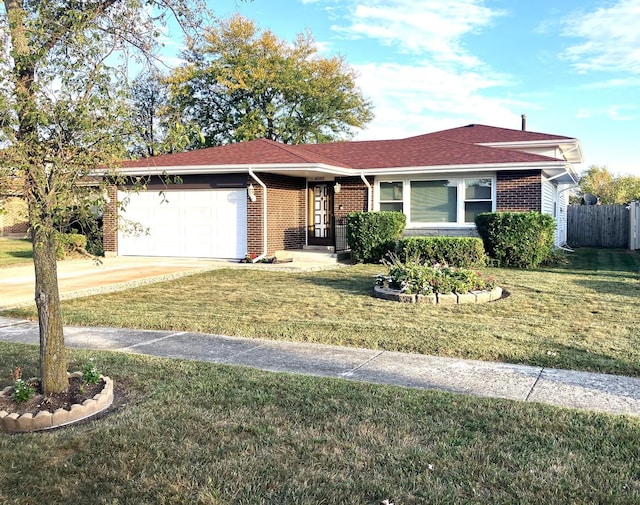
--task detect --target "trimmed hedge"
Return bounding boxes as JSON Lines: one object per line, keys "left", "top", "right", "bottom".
{"left": 396, "top": 236, "right": 486, "bottom": 268}
{"left": 55, "top": 232, "right": 87, "bottom": 259}
{"left": 347, "top": 211, "right": 406, "bottom": 263}
{"left": 475, "top": 211, "right": 555, "bottom": 268}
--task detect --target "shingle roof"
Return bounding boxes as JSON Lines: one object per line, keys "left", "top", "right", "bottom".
{"left": 120, "top": 139, "right": 351, "bottom": 168}
{"left": 300, "top": 136, "right": 558, "bottom": 169}
{"left": 120, "top": 124, "right": 572, "bottom": 171}
{"left": 407, "top": 123, "right": 574, "bottom": 144}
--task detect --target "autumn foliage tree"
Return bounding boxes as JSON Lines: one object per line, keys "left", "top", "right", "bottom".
{"left": 577, "top": 165, "right": 640, "bottom": 204}
{"left": 0, "top": 0, "right": 206, "bottom": 394}
{"left": 165, "top": 14, "right": 374, "bottom": 147}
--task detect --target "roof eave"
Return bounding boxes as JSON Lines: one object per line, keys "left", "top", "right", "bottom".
{"left": 100, "top": 163, "right": 354, "bottom": 178}
{"left": 358, "top": 161, "right": 568, "bottom": 176}
{"left": 479, "top": 139, "right": 583, "bottom": 163}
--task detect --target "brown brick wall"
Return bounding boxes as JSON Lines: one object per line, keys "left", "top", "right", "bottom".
{"left": 247, "top": 173, "right": 306, "bottom": 255}
{"left": 0, "top": 197, "right": 29, "bottom": 236}
{"left": 102, "top": 184, "right": 119, "bottom": 256}
{"left": 334, "top": 176, "right": 372, "bottom": 218}
{"left": 496, "top": 170, "right": 542, "bottom": 212}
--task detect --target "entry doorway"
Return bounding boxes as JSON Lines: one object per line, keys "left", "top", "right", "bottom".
{"left": 308, "top": 183, "right": 334, "bottom": 246}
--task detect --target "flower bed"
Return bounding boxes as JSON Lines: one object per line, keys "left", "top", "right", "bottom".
{"left": 372, "top": 284, "right": 502, "bottom": 304}
{"left": 374, "top": 258, "right": 502, "bottom": 304}
{"left": 0, "top": 372, "right": 113, "bottom": 432}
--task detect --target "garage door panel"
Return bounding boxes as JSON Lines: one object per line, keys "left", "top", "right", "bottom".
{"left": 117, "top": 189, "right": 247, "bottom": 259}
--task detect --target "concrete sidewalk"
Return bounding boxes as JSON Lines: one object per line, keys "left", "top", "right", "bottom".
{"left": 0, "top": 316, "right": 638, "bottom": 417}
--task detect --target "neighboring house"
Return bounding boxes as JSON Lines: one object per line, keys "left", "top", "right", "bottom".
{"left": 0, "top": 195, "right": 28, "bottom": 237}
{"left": 104, "top": 123, "right": 583, "bottom": 259}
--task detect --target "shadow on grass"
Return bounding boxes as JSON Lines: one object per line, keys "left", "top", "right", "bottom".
{"left": 573, "top": 278, "right": 640, "bottom": 297}
{"left": 7, "top": 250, "right": 32, "bottom": 259}
{"left": 296, "top": 269, "right": 377, "bottom": 296}
{"left": 508, "top": 338, "right": 640, "bottom": 378}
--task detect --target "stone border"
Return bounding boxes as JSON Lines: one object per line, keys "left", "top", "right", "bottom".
{"left": 373, "top": 285, "right": 503, "bottom": 304}
{"left": 0, "top": 373, "right": 113, "bottom": 433}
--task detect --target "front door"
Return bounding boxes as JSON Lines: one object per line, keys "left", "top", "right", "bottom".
{"left": 308, "top": 183, "right": 334, "bottom": 246}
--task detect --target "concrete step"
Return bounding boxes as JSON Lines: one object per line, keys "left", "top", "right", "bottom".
{"left": 274, "top": 249, "right": 340, "bottom": 263}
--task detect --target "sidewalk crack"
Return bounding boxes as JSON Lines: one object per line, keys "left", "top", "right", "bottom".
{"left": 525, "top": 367, "right": 545, "bottom": 401}
{"left": 341, "top": 351, "right": 385, "bottom": 377}
{"left": 118, "top": 331, "right": 186, "bottom": 351}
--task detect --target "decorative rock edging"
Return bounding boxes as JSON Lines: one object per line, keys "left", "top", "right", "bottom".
{"left": 0, "top": 372, "right": 114, "bottom": 433}
{"left": 373, "top": 285, "right": 503, "bottom": 304}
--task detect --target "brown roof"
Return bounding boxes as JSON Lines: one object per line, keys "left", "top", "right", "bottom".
{"left": 301, "top": 136, "right": 558, "bottom": 169}
{"left": 120, "top": 139, "right": 350, "bottom": 169}
{"left": 408, "top": 123, "right": 574, "bottom": 144}
{"left": 120, "top": 124, "right": 571, "bottom": 171}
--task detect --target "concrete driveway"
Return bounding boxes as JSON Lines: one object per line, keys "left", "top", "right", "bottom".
{"left": 0, "top": 256, "right": 225, "bottom": 310}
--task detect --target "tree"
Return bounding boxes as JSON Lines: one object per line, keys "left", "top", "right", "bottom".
{"left": 128, "top": 69, "right": 205, "bottom": 156}
{"left": 578, "top": 165, "right": 640, "bottom": 204}
{"left": 129, "top": 70, "right": 169, "bottom": 158}
{"left": 0, "top": 0, "right": 206, "bottom": 394}
{"left": 165, "top": 14, "right": 374, "bottom": 147}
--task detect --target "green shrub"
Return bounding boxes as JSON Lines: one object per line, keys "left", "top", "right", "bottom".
{"left": 475, "top": 211, "right": 556, "bottom": 268}
{"left": 347, "top": 211, "right": 406, "bottom": 263}
{"left": 55, "top": 232, "right": 87, "bottom": 259}
{"left": 377, "top": 256, "right": 496, "bottom": 294}
{"left": 397, "top": 236, "right": 486, "bottom": 268}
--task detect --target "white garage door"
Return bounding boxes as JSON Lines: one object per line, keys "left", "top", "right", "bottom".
{"left": 117, "top": 189, "right": 247, "bottom": 259}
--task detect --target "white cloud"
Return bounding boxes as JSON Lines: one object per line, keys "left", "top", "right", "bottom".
{"left": 332, "top": 0, "right": 503, "bottom": 66}
{"left": 582, "top": 76, "right": 640, "bottom": 89}
{"left": 353, "top": 62, "right": 532, "bottom": 139}
{"left": 574, "top": 104, "right": 637, "bottom": 121}
{"left": 561, "top": 0, "right": 640, "bottom": 73}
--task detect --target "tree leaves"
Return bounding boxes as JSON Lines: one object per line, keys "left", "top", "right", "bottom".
{"left": 165, "top": 14, "right": 374, "bottom": 146}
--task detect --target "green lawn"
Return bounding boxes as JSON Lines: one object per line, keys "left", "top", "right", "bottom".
{"left": 0, "top": 344, "right": 638, "bottom": 504}
{"left": 5, "top": 247, "right": 640, "bottom": 377}
{"left": 0, "top": 238, "right": 32, "bottom": 267}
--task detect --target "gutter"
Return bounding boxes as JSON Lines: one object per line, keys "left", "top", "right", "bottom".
{"left": 248, "top": 168, "right": 268, "bottom": 262}
{"left": 360, "top": 172, "right": 371, "bottom": 211}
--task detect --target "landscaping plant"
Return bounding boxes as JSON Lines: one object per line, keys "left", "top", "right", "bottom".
{"left": 475, "top": 211, "right": 556, "bottom": 268}
{"left": 347, "top": 211, "right": 406, "bottom": 263}
{"left": 377, "top": 254, "right": 496, "bottom": 294}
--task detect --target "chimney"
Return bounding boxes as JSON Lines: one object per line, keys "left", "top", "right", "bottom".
{"left": 521, "top": 114, "right": 527, "bottom": 131}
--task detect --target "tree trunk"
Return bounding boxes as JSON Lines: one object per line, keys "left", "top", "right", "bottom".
{"left": 31, "top": 220, "right": 68, "bottom": 394}
{"left": 6, "top": 0, "right": 68, "bottom": 394}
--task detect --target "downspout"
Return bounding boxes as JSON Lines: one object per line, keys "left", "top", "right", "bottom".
{"left": 360, "top": 172, "right": 371, "bottom": 211}
{"left": 248, "top": 168, "right": 268, "bottom": 262}
{"left": 556, "top": 178, "right": 580, "bottom": 253}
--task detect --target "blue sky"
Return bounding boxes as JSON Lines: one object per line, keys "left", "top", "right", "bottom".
{"left": 162, "top": 0, "right": 640, "bottom": 176}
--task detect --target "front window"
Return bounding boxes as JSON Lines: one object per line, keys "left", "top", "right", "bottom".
{"left": 379, "top": 182, "right": 403, "bottom": 212}
{"left": 464, "top": 178, "right": 492, "bottom": 223}
{"left": 377, "top": 176, "right": 495, "bottom": 226}
{"left": 410, "top": 180, "right": 457, "bottom": 222}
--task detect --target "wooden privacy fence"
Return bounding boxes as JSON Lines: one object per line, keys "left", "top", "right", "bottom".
{"left": 567, "top": 205, "right": 630, "bottom": 248}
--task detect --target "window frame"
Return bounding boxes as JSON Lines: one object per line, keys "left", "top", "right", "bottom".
{"left": 379, "top": 181, "right": 404, "bottom": 213}
{"left": 375, "top": 174, "right": 496, "bottom": 227}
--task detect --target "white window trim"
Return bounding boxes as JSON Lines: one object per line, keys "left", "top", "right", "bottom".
{"left": 375, "top": 174, "right": 496, "bottom": 228}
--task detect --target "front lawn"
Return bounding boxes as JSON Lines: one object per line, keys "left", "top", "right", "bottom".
{"left": 0, "top": 344, "right": 638, "bottom": 504}
{"left": 0, "top": 238, "right": 32, "bottom": 267}
{"left": 5, "top": 247, "right": 640, "bottom": 376}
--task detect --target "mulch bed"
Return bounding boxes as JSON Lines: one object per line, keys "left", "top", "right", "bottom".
{"left": 0, "top": 376, "right": 104, "bottom": 416}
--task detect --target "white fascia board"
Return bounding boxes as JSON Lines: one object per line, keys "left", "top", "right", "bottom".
{"left": 479, "top": 139, "right": 583, "bottom": 163}
{"left": 477, "top": 139, "right": 577, "bottom": 149}
{"left": 357, "top": 161, "right": 567, "bottom": 177}
{"left": 103, "top": 163, "right": 353, "bottom": 178}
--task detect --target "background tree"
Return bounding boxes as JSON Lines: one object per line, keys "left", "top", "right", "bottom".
{"left": 577, "top": 165, "right": 640, "bottom": 204}
{"left": 0, "top": 0, "right": 206, "bottom": 394}
{"left": 129, "top": 70, "right": 169, "bottom": 158}
{"left": 166, "top": 14, "right": 374, "bottom": 147}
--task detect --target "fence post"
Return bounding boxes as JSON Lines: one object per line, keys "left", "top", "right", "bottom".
{"left": 630, "top": 201, "right": 640, "bottom": 250}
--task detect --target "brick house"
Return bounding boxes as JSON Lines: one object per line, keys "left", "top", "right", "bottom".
{"left": 104, "top": 123, "right": 583, "bottom": 259}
